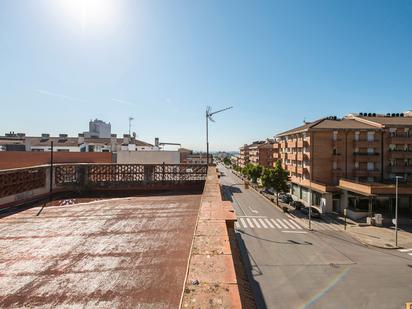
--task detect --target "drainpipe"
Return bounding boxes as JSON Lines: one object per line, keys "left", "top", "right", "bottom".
{"left": 381, "top": 130, "right": 384, "bottom": 182}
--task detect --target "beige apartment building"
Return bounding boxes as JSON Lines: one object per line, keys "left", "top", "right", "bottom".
{"left": 239, "top": 144, "right": 250, "bottom": 167}
{"left": 274, "top": 112, "right": 412, "bottom": 221}
{"left": 248, "top": 141, "right": 274, "bottom": 168}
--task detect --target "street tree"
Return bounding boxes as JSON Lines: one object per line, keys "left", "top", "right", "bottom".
{"left": 261, "top": 161, "right": 289, "bottom": 205}
{"left": 247, "top": 164, "right": 263, "bottom": 183}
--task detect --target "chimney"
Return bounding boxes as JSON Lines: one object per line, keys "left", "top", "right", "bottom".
{"left": 78, "top": 133, "right": 84, "bottom": 144}
{"left": 110, "top": 134, "right": 117, "bottom": 152}
{"left": 155, "top": 137, "right": 159, "bottom": 147}
{"left": 123, "top": 134, "right": 130, "bottom": 145}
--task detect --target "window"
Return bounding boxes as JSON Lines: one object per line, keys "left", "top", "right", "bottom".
{"left": 367, "top": 177, "right": 374, "bottom": 182}
{"left": 333, "top": 148, "right": 338, "bottom": 155}
{"left": 355, "top": 161, "right": 359, "bottom": 168}
{"left": 367, "top": 147, "right": 374, "bottom": 154}
{"left": 333, "top": 161, "right": 337, "bottom": 170}
{"left": 367, "top": 131, "right": 375, "bottom": 142}
{"left": 367, "top": 162, "right": 374, "bottom": 171}
{"left": 333, "top": 131, "right": 338, "bottom": 141}
{"left": 389, "top": 144, "right": 396, "bottom": 151}
{"left": 354, "top": 131, "right": 360, "bottom": 141}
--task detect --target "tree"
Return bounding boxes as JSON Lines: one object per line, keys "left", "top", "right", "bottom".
{"left": 247, "top": 164, "right": 263, "bottom": 183}
{"left": 223, "top": 157, "right": 231, "bottom": 166}
{"left": 261, "top": 161, "right": 290, "bottom": 205}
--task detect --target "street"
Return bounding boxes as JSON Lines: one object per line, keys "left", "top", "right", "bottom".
{"left": 218, "top": 164, "right": 412, "bottom": 309}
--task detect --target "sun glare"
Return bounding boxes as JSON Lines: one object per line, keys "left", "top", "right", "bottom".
{"left": 56, "top": 0, "right": 116, "bottom": 32}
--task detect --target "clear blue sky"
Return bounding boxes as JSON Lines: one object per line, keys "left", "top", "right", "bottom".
{"left": 1, "top": 0, "right": 411, "bottom": 151}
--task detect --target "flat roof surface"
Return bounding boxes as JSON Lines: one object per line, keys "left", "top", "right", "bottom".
{"left": 0, "top": 194, "right": 201, "bottom": 308}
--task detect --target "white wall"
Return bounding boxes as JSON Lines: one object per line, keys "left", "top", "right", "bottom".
{"left": 117, "top": 150, "right": 180, "bottom": 164}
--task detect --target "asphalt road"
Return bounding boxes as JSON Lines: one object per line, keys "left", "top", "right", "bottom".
{"left": 218, "top": 164, "right": 412, "bottom": 309}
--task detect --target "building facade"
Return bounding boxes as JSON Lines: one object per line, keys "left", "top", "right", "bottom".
{"left": 239, "top": 144, "right": 250, "bottom": 167}
{"left": 248, "top": 140, "right": 274, "bottom": 168}
{"left": 273, "top": 112, "right": 412, "bottom": 220}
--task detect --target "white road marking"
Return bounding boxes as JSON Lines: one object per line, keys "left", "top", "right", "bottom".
{"left": 264, "top": 218, "right": 275, "bottom": 228}
{"left": 281, "top": 230, "right": 308, "bottom": 234}
{"left": 259, "top": 219, "right": 268, "bottom": 228}
{"left": 235, "top": 222, "right": 240, "bottom": 229}
{"left": 252, "top": 218, "right": 261, "bottom": 228}
{"left": 276, "top": 219, "right": 289, "bottom": 229}
{"left": 408, "top": 253, "right": 412, "bottom": 256}
{"left": 270, "top": 219, "right": 282, "bottom": 229}
{"left": 287, "top": 219, "right": 303, "bottom": 230}
{"left": 248, "top": 206, "right": 258, "bottom": 214}
{"left": 399, "top": 248, "right": 412, "bottom": 252}
{"left": 239, "top": 218, "right": 247, "bottom": 228}
{"left": 246, "top": 218, "right": 254, "bottom": 228}
{"left": 282, "top": 219, "right": 297, "bottom": 229}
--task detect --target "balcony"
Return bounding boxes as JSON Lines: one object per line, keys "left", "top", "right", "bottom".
{"left": 297, "top": 166, "right": 304, "bottom": 174}
{"left": 273, "top": 153, "right": 280, "bottom": 159}
{"left": 297, "top": 153, "right": 303, "bottom": 161}
{"left": 286, "top": 164, "right": 296, "bottom": 172}
{"left": 353, "top": 139, "right": 380, "bottom": 148}
{"left": 352, "top": 169, "right": 380, "bottom": 177}
{"left": 280, "top": 153, "right": 287, "bottom": 160}
{"left": 353, "top": 151, "right": 379, "bottom": 156}
{"left": 388, "top": 150, "right": 412, "bottom": 159}
{"left": 390, "top": 134, "right": 412, "bottom": 144}
{"left": 388, "top": 165, "right": 412, "bottom": 174}
{"left": 287, "top": 140, "right": 297, "bottom": 148}
{"left": 297, "top": 140, "right": 304, "bottom": 148}
{"left": 288, "top": 153, "right": 297, "bottom": 160}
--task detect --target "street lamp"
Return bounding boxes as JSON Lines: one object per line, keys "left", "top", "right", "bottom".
{"left": 395, "top": 175, "right": 403, "bottom": 247}
{"left": 206, "top": 106, "right": 233, "bottom": 165}
{"left": 308, "top": 181, "right": 312, "bottom": 231}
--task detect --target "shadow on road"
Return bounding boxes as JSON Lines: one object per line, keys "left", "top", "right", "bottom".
{"left": 221, "top": 184, "right": 243, "bottom": 202}
{"left": 235, "top": 231, "right": 266, "bottom": 309}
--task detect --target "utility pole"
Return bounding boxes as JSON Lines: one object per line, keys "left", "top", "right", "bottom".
{"left": 206, "top": 106, "right": 233, "bottom": 165}
{"left": 308, "top": 181, "right": 312, "bottom": 231}
{"left": 128, "top": 117, "right": 134, "bottom": 136}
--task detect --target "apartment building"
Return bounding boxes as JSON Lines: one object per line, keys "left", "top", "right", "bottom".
{"left": 0, "top": 132, "right": 154, "bottom": 153}
{"left": 248, "top": 140, "right": 275, "bottom": 168}
{"left": 274, "top": 112, "right": 412, "bottom": 220}
{"left": 239, "top": 144, "right": 250, "bottom": 167}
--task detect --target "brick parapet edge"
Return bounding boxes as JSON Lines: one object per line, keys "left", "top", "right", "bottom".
{"left": 179, "top": 167, "right": 241, "bottom": 308}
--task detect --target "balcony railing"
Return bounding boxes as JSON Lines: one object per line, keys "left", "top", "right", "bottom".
{"left": 0, "top": 163, "right": 208, "bottom": 200}
{"left": 353, "top": 152, "right": 379, "bottom": 156}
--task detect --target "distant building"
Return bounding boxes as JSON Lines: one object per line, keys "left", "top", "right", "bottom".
{"left": 0, "top": 132, "right": 153, "bottom": 153}
{"left": 84, "top": 119, "right": 111, "bottom": 139}
{"left": 248, "top": 140, "right": 274, "bottom": 168}
{"left": 239, "top": 144, "right": 250, "bottom": 167}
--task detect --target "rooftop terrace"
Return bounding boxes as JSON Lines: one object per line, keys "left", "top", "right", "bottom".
{"left": 0, "top": 194, "right": 201, "bottom": 308}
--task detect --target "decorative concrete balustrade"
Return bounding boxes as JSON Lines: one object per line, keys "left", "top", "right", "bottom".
{"left": 0, "top": 163, "right": 208, "bottom": 209}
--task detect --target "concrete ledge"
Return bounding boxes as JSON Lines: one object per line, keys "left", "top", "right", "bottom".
{"left": 180, "top": 167, "right": 241, "bottom": 308}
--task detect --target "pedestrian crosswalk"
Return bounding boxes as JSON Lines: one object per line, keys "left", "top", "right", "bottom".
{"left": 292, "top": 216, "right": 344, "bottom": 231}
{"left": 398, "top": 248, "right": 412, "bottom": 257}
{"left": 236, "top": 217, "right": 303, "bottom": 230}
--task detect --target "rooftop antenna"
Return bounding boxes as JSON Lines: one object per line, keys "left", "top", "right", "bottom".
{"left": 206, "top": 105, "right": 233, "bottom": 165}
{"left": 128, "top": 117, "right": 134, "bottom": 136}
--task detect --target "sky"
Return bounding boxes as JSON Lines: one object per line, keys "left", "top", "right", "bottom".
{"left": 0, "top": 0, "right": 411, "bottom": 152}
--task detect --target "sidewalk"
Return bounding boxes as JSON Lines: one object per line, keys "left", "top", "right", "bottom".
{"left": 345, "top": 225, "right": 412, "bottom": 249}
{"left": 227, "top": 167, "right": 412, "bottom": 250}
